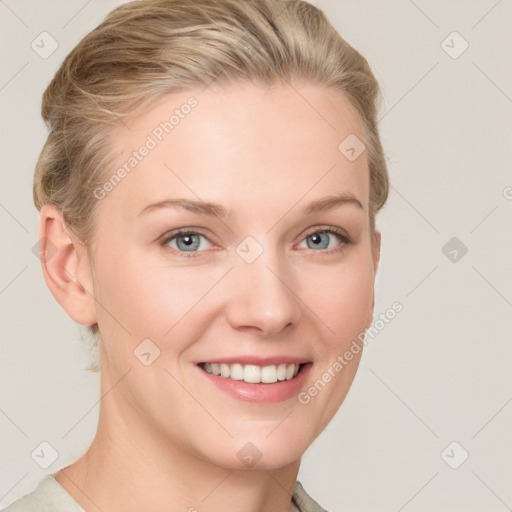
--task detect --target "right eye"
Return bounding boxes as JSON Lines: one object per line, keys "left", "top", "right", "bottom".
{"left": 161, "top": 230, "right": 214, "bottom": 255}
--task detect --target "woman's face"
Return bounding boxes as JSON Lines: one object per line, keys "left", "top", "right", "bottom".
{"left": 87, "top": 81, "right": 380, "bottom": 469}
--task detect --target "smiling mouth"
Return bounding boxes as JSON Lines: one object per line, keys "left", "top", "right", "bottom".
{"left": 198, "top": 362, "right": 308, "bottom": 384}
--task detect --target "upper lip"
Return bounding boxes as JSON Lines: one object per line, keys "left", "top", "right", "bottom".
{"left": 196, "top": 356, "right": 311, "bottom": 366}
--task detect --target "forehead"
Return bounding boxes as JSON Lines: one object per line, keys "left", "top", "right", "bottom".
{"left": 103, "top": 81, "right": 369, "bottom": 217}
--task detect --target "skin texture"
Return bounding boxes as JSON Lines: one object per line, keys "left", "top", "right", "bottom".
{"left": 41, "top": 81, "right": 381, "bottom": 512}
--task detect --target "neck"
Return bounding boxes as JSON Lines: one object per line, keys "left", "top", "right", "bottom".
{"left": 53, "top": 362, "right": 301, "bottom": 512}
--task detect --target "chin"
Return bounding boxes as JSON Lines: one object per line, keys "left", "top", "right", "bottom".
{"left": 195, "top": 429, "right": 308, "bottom": 472}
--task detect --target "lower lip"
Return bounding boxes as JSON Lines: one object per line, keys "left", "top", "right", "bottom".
{"left": 196, "top": 363, "right": 313, "bottom": 404}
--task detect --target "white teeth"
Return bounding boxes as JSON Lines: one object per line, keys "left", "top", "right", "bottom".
{"left": 243, "top": 365, "right": 261, "bottom": 383}
{"left": 230, "top": 363, "right": 244, "bottom": 381}
{"left": 220, "top": 363, "right": 230, "bottom": 377}
{"left": 201, "top": 362, "right": 301, "bottom": 384}
{"left": 261, "top": 365, "right": 277, "bottom": 384}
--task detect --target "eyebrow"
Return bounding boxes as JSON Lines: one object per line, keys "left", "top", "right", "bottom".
{"left": 138, "top": 193, "right": 364, "bottom": 218}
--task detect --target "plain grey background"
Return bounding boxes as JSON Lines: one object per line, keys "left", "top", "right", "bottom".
{"left": 1, "top": 1, "right": 511, "bottom": 510}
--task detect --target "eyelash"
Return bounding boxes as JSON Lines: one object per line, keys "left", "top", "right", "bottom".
{"left": 159, "top": 226, "right": 353, "bottom": 258}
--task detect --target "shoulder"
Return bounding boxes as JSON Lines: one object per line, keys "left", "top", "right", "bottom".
{"left": 1, "top": 475, "right": 84, "bottom": 512}
{"left": 292, "top": 480, "right": 330, "bottom": 512}
{"left": 2, "top": 475, "right": 326, "bottom": 512}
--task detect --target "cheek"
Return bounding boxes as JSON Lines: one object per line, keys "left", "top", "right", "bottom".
{"left": 92, "top": 249, "right": 227, "bottom": 347}
{"left": 299, "top": 256, "right": 375, "bottom": 339}
{"left": 296, "top": 254, "right": 374, "bottom": 414}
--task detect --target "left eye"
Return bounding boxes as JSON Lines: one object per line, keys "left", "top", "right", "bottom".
{"left": 164, "top": 232, "right": 212, "bottom": 252}
{"left": 298, "top": 230, "right": 345, "bottom": 251}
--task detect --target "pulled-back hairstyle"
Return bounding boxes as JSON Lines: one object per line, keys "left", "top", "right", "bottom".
{"left": 34, "top": 0, "right": 389, "bottom": 349}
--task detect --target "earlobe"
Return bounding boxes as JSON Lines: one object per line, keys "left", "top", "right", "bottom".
{"left": 37, "top": 204, "right": 97, "bottom": 327}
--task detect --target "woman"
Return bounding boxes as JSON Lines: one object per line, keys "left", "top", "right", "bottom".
{"left": 2, "top": 0, "right": 388, "bottom": 510}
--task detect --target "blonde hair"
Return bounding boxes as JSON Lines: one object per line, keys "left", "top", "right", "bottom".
{"left": 34, "top": 0, "right": 389, "bottom": 350}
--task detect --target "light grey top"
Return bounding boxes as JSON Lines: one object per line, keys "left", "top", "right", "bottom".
{"left": 2, "top": 474, "right": 328, "bottom": 512}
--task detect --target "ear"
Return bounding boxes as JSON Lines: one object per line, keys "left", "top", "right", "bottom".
{"left": 36, "top": 204, "right": 97, "bottom": 327}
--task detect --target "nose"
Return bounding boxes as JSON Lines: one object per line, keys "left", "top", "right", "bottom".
{"left": 225, "top": 251, "right": 302, "bottom": 337}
